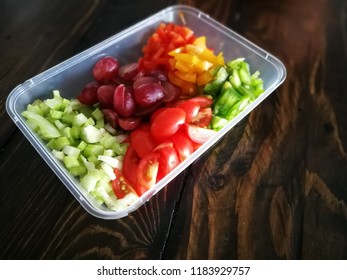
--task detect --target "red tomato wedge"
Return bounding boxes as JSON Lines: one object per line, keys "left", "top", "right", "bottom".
{"left": 150, "top": 107, "right": 186, "bottom": 142}
{"left": 112, "top": 168, "right": 134, "bottom": 199}
{"left": 177, "top": 100, "right": 200, "bottom": 123}
{"left": 137, "top": 152, "right": 160, "bottom": 189}
{"left": 130, "top": 127, "right": 157, "bottom": 158}
{"left": 189, "top": 96, "right": 214, "bottom": 108}
{"left": 182, "top": 123, "right": 217, "bottom": 144}
{"left": 122, "top": 144, "right": 141, "bottom": 187}
{"left": 191, "top": 107, "right": 212, "bottom": 128}
{"left": 156, "top": 146, "right": 180, "bottom": 181}
{"left": 171, "top": 130, "right": 194, "bottom": 161}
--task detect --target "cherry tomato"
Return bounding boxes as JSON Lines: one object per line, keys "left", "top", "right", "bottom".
{"left": 122, "top": 144, "right": 141, "bottom": 187}
{"left": 137, "top": 152, "right": 160, "bottom": 189}
{"left": 130, "top": 127, "right": 157, "bottom": 158}
{"left": 171, "top": 130, "right": 194, "bottom": 161}
{"left": 177, "top": 100, "right": 200, "bottom": 123}
{"left": 182, "top": 123, "right": 217, "bottom": 144}
{"left": 191, "top": 107, "right": 212, "bottom": 128}
{"left": 156, "top": 146, "right": 180, "bottom": 181}
{"left": 112, "top": 168, "right": 133, "bottom": 199}
{"left": 189, "top": 96, "right": 213, "bottom": 108}
{"left": 150, "top": 107, "right": 186, "bottom": 142}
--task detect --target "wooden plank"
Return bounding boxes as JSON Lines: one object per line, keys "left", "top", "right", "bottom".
{"left": 0, "top": 0, "right": 184, "bottom": 259}
{"left": 166, "top": 0, "right": 347, "bottom": 259}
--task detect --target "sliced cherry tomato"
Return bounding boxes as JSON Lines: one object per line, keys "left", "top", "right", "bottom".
{"left": 189, "top": 96, "right": 214, "bottom": 108}
{"left": 137, "top": 152, "right": 160, "bottom": 189}
{"left": 177, "top": 100, "right": 200, "bottom": 123}
{"left": 122, "top": 144, "right": 141, "bottom": 187}
{"left": 112, "top": 168, "right": 133, "bottom": 199}
{"left": 149, "top": 107, "right": 167, "bottom": 125}
{"left": 191, "top": 107, "right": 212, "bottom": 128}
{"left": 171, "top": 130, "right": 194, "bottom": 161}
{"left": 150, "top": 107, "right": 186, "bottom": 142}
{"left": 182, "top": 123, "right": 217, "bottom": 144}
{"left": 130, "top": 127, "right": 157, "bottom": 158}
{"left": 134, "top": 181, "right": 149, "bottom": 197}
{"left": 156, "top": 146, "right": 180, "bottom": 181}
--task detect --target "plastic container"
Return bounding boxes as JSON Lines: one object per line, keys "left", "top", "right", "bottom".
{"left": 6, "top": 5, "right": 286, "bottom": 219}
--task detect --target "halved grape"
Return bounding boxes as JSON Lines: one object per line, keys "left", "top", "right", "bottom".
{"left": 102, "top": 109, "right": 119, "bottom": 128}
{"left": 133, "top": 76, "right": 160, "bottom": 90}
{"left": 97, "top": 85, "right": 115, "bottom": 108}
{"left": 133, "top": 83, "right": 164, "bottom": 107}
{"left": 118, "top": 62, "right": 140, "bottom": 81}
{"left": 161, "top": 81, "right": 180, "bottom": 103}
{"left": 118, "top": 117, "right": 141, "bottom": 131}
{"left": 113, "top": 84, "right": 135, "bottom": 117}
{"left": 78, "top": 81, "right": 100, "bottom": 105}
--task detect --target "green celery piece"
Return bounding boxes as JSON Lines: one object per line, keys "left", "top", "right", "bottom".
{"left": 112, "top": 142, "right": 128, "bottom": 156}
{"left": 21, "top": 110, "right": 61, "bottom": 139}
{"left": 53, "top": 136, "right": 70, "bottom": 150}
{"left": 100, "top": 133, "right": 117, "bottom": 149}
{"left": 69, "top": 165, "right": 87, "bottom": 177}
{"left": 83, "top": 144, "right": 104, "bottom": 158}
{"left": 204, "top": 66, "right": 228, "bottom": 95}
{"left": 81, "top": 125, "right": 102, "bottom": 143}
{"left": 92, "top": 107, "right": 104, "bottom": 121}
{"left": 52, "top": 149, "right": 65, "bottom": 161}
{"left": 61, "top": 111, "right": 75, "bottom": 126}
{"left": 70, "top": 125, "right": 80, "bottom": 140}
{"left": 77, "top": 140, "right": 87, "bottom": 151}
{"left": 63, "top": 155, "right": 80, "bottom": 169}
{"left": 73, "top": 113, "right": 88, "bottom": 126}
{"left": 44, "top": 90, "right": 63, "bottom": 110}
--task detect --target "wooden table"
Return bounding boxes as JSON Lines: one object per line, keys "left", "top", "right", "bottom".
{"left": 1, "top": 0, "right": 347, "bottom": 260}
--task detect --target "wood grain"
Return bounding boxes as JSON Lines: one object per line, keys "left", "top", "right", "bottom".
{"left": 1, "top": 0, "right": 347, "bottom": 260}
{"left": 167, "top": 0, "right": 347, "bottom": 259}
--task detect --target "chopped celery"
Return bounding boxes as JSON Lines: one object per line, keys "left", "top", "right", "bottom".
{"left": 21, "top": 110, "right": 61, "bottom": 139}
{"left": 21, "top": 90, "right": 144, "bottom": 211}
{"left": 81, "top": 125, "right": 102, "bottom": 143}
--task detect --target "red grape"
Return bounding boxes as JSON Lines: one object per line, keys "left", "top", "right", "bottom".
{"left": 113, "top": 84, "right": 135, "bottom": 117}
{"left": 133, "top": 82, "right": 164, "bottom": 107}
{"left": 93, "top": 56, "right": 119, "bottom": 82}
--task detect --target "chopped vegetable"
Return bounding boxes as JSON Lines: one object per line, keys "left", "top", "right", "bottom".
{"left": 22, "top": 22, "right": 266, "bottom": 213}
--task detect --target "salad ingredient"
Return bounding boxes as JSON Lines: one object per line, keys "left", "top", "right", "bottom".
{"left": 206, "top": 58, "right": 264, "bottom": 130}
{"left": 21, "top": 90, "right": 134, "bottom": 210}
{"left": 167, "top": 36, "right": 224, "bottom": 89}
{"left": 137, "top": 152, "right": 160, "bottom": 189}
{"left": 22, "top": 22, "right": 265, "bottom": 213}
{"left": 113, "top": 84, "right": 135, "bottom": 117}
{"left": 139, "top": 23, "right": 196, "bottom": 73}
{"left": 150, "top": 107, "right": 186, "bottom": 142}
{"left": 93, "top": 56, "right": 120, "bottom": 82}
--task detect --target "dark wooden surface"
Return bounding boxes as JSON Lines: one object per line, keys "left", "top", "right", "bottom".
{"left": 1, "top": 0, "right": 347, "bottom": 260}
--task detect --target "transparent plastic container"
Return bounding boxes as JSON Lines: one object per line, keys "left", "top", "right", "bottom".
{"left": 6, "top": 5, "right": 286, "bottom": 219}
